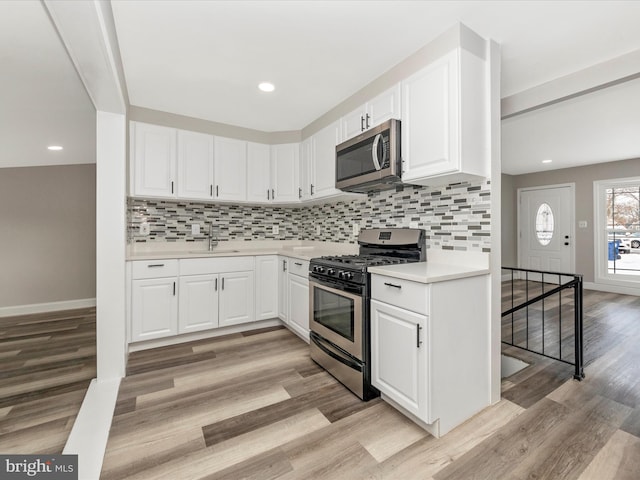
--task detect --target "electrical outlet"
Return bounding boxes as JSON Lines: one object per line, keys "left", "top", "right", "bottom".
{"left": 272, "top": 225, "right": 279, "bottom": 235}
{"left": 139, "top": 222, "right": 150, "bottom": 236}
{"left": 578, "top": 220, "right": 588, "bottom": 228}
{"left": 191, "top": 224, "right": 200, "bottom": 235}
{"left": 316, "top": 225, "right": 321, "bottom": 236}
{"left": 353, "top": 223, "right": 360, "bottom": 236}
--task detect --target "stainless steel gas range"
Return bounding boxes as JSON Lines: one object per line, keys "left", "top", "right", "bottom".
{"left": 308, "top": 228, "right": 426, "bottom": 400}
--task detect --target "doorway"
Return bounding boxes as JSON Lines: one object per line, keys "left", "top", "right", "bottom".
{"left": 518, "top": 184, "right": 575, "bottom": 279}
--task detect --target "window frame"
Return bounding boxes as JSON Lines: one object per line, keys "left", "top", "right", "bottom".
{"left": 594, "top": 176, "right": 640, "bottom": 289}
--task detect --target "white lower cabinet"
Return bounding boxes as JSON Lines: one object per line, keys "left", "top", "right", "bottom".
{"left": 219, "top": 270, "right": 255, "bottom": 327}
{"left": 370, "top": 299, "right": 428, "bottom": 420}
{"left": 370, "top": 272, "right": 490, "bottom": 438}
{"left": 255, "top": 255, "right": 278, "bottom": 321}
{"left": 178, "top": 274, "right": 219, "bottom": 333}
{"left": 288, "top": 272, "right": 309, "bottom": 340}
{"left": 131, "top": 277, "right": 178, "bottom": 342}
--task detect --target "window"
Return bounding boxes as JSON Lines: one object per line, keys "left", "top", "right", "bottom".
{"left": 594, "top": 178, "right": 640, "bottom": 287}
{"left": 535, "top": 203, "right": 554, "bottom": 246}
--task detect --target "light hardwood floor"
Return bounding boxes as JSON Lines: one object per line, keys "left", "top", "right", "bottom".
{"left": 100, "top": 287, "right": 640, "bottom": 480}
{"left": 0, "top": 307, "right": 96, "bottom": 454}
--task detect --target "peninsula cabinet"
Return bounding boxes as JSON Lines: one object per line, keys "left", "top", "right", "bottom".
{"left": 131, "top": 122, "right": 177, "bottom": 199}
{"left": 401, "top": 47, "right": 488, "bottom": 186}
{"left": 370, "top": 272, "right": 490, "bottom": 438}
{"left": 340, "top": 83, "right": 402, "bottom": 142}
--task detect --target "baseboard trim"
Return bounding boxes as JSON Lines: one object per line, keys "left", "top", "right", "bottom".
{"left": 0, "top": 298, "right": 96, "bottom": 318}
{"left": 584, "top": 282, "right": 640, "bottom": 296}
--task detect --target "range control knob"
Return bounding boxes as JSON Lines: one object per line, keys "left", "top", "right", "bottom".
{"left": 327, "top": 269, "right": 335, "bottom": 275}
{"left": 338, "top": 271, "right": 345, "bottom": 279}
{"left": 344, "top": 272, "right": 354, "bottom": 280}
{"left": 318, "top": 266, "right": 325, "bottom": 273}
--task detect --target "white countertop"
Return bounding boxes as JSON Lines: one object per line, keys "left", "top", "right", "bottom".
{"left": 126, "top": 240, "right": 358, "bottom": 262}
{"left": 368, "top": 249, "right": 490, "bottom": 284}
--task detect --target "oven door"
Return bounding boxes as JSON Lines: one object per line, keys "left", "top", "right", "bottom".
{"left": 309, "top": 279, "right": 363, "bottom": 361}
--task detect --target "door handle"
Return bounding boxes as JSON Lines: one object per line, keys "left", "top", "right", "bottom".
{"left": 173, "top": 282, "right": 176, "bottom": 296}
{"left": 221, "top": 277, "right": 225, "bottom": 290}
{"left": 384, "top": 282, "right": 401, "bottom": 289}
{"left": 360, "top": 116, "right": 365, "bottom": 132}
{"left": 365, "top": 113, "right": 370, "bottom": 129}
{"left": 298, "top": 187, "right": 302, "bottom": 199}
{"left": 283, "top": 260, "right": 287, "bottom": 272}
{"left": 267, "top": 189, "right": 270, "bottom": 200}
{"left": 310, "top": 184, "right": 314, "bottom": 195}
{"left": 416, "top": 324, "right": 422, "bottom": 348}
{"left": 272, "top": 188, "right": 275, "bottom": 199}
{"left": 215, "top": 278, "right": 218, "bottom": 291}
{"left": 147, "top": 264, "right": 165, "bottom": 268}
{"left": 216, "top": 185, "right": 219, "bottom": 197}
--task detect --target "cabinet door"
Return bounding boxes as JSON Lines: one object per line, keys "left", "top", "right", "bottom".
{"left": 131, "top": 277, "right": 178, "bottom": 341}
{"left": 132, "top": 122, "right": 177, "bottom": 198}
{"left": 370, "top": 299, "right": 428, "bottom": 419}
{"left": 278, "top": 258, "right": 289, "bottom": 322}
{"left": 255, "top": 256, "right": 278, "bottom": 321}
{"left": 299, "top": 138, "right": 313, "bottom": 200}
{"left": 367, "top": 83, "right": 402, "bottom": 127}
{"left": 178, "top": 274, "right": 218, "bottom": 334}
{"left": 214, "top": 136, "right": 247, "bottom": 201}
{"left": 401, "top": 50, "right": 459, "bottom": 181}
{"left": 312, "top": 121, "right": 340, "bottom": 197}
{"left": 177, "top": 130, "right": 214, "bottom": 200}
{"left": 247, "top": 142, "right": 272, "bottom": 203}
{"left": 219, "top": 271, "right": 255, "bottom": 327}
{"left": 271, "top": 143, "right": 299, "bottom": 202}
{"left": 288, "top": 273, "right": 309, "bottom": 340}
{"left": 341, "top": 105, "right": 366, "bottom": 142}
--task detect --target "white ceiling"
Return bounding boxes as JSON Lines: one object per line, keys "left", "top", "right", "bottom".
{"left": 2, "top": 0, "right": 640, "bottom": 173}
{"left": 0, "top": 0, "right": 95, "bottom": 169}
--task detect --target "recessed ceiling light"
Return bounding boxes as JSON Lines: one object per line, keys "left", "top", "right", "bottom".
{"left": 542, "top": 159, "right": 553, "bottom": 164}
{"left": 258, "top": 82, "right": 275, "bottom": 92}
{"left": 47, "top": 145, "right": 63, "bottom": 151}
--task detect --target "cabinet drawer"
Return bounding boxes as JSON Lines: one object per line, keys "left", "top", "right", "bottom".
{"left": 288, "top": 258, "right": 310, "bottom": 277}
{"left": 371, "top": 274, "right": 428, "bottom": 315}
{"left": 180, "top": 256, "right": 254, "bottom": 276}
{"left": 131, "top": 260, "right": 179, "bottom": 279}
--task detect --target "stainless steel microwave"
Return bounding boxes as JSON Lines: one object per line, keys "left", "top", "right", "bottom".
{"left": 335, "top": 119, "right": 401, "bottom": 193}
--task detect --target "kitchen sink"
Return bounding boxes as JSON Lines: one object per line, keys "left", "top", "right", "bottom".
{"left": 188, "top": 249, "right": 240, "bottom": 255}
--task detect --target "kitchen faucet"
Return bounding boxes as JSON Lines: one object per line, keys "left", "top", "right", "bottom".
{"left": 208, "top": 224, "right": 218, "bottom": 251}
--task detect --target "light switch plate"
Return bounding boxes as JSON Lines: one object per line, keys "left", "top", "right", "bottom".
{"left": 139, "top": 222, "right": 150, "bottom": 236}
{"left": 191, "top": 224, "right": 200, "bottom": 235}
{"left": 353, "top": 223, "right": 360, "bottom": 236}
{"left": 316, "top": 225, "right": 321, "bottom": 236}
{"left": 272, "top": 225, "right": 279, "bottom": 235}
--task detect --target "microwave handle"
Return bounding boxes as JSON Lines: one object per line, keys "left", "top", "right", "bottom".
{"left": 372, "top": 133, "right": 382, "bottom": 171}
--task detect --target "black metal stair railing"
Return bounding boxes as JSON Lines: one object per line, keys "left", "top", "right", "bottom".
{"left": 502, "top": 267, "right": 585, "bottom": 380}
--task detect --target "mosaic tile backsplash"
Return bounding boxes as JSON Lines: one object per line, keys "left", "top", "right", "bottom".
{"left": 128, "top": 179, "right": 491, "bottom": 252}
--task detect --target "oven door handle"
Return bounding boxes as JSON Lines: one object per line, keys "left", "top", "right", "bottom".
{"left": 311, "top": 333, "right": 362, "bottom": 371}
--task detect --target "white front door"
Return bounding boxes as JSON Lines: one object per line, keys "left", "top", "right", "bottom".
{"left": 518, "top": 185, "right": 574, "bottom": 279}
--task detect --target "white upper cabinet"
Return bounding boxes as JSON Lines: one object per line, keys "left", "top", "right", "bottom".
{"left": 299, "top": 137, "right": 313, "bottom": 200}
{"left": 312, "top": 121, "right": 341, "bottom": 197}
{"left": 401, "top": 47, "right": 488, "bottom": 186}
{"left": 271, "top": 143, "right": 299, "bottom": 202}
{"left": 340, "top": 84, "right": 402, "bottom": 142}
{"left": 246, "top": 142, "right": 272, "bottom": 202}
{"left": 177, "top": 130, "right": 214, "bottom": 200}
{"left": 214, "top": 136, "right": 247, "bottom": 201}
{"left": 132, "top": 122, "right": 177, "bottom": 198}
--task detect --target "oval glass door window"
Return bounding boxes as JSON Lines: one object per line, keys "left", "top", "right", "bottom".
{"left": 535, "top": 203, "right": 554, "bottom": 246}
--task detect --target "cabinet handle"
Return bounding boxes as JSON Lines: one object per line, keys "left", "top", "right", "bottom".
{"left": 171, "top": 181, "right": 174, "bottom": 194}
{"left": 147, "top": 264, "right": 165, "bottom": 268}
{"left": 216, "top": 185, "right": 219, "bottom": 197}
{"left": 283, "top": 260, "right": 287, "bottom": 272}
{"left": 272, "top": 188, "right": 275, "bottom": 199}
{"left": 298, "top": 187, "right": 302, "bottom": 199}
{"left": 267, "top": 189, "right": 270, "bottom": 200}
{"left": 221, "top": 277, "right": 225, "bottom": 290}
{"left": 360, "top": 116, "right": 365, "bottom": 132}
{"left": 310, "top": 184, "right": 314, "bottom": 196}
{"left": 210, "top": 185, "right": 213, "bottom": 196}
{"left": 294, "top": 262, "right": 302, "bottom": 266}
{"left": 173, "top": 282, "right": 176, "bottom": 296}
{"left": 215, "top": 278, "right": 218, "bottom": 291}
{"left": 384, "top": 282, "right": 402, "bottom": 289}
{"left": 416, "top": 324, "right": 422, "bottom": 348}
{"left": 365, "top": 113, "right": 371, "bottom": 129}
